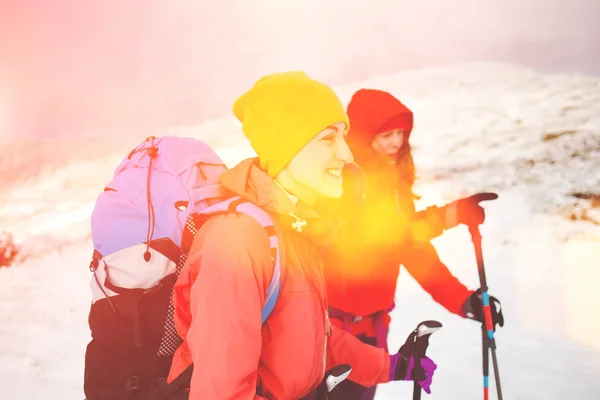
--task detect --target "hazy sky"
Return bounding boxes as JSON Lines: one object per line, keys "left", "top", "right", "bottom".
{"left": 1, "top": 0, "right": 598, "bottom": 138}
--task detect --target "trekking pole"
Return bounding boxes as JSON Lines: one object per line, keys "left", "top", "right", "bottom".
{"left": 468, "top": 224, "right": 503, "bottom": 400}
{"left": 409, "top": 321, "right": 442, "bottom": 400}
{"left": 396, "top": 321, "right": 442, "bottom": 399}
{"left": 316, "top": 364, "right": 352, "bottom": 400}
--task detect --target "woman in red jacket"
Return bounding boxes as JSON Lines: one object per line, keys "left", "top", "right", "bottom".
{"left": 321, "top": 89, "right": 504, "bottom": 399}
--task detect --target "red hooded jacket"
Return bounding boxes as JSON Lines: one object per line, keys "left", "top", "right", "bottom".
{"left": 321, "top": 89, "right": 472, "bottom": 339}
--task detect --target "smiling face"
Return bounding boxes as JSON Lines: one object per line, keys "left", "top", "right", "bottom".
{"left": 275, "top": 121, "right": 354, "bottom": 204}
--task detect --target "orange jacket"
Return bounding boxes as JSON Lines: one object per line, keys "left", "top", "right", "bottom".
{"left": 167, "top": 158, "right": 391, "bottom": 399}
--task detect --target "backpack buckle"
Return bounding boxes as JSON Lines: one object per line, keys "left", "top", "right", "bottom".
{"left": 126, "top": 375, "right": 141, "bottom": 391}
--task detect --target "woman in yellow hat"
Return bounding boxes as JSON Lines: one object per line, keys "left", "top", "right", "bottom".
{"left": 167, "top": 72, "right": 437, "bottom": 399}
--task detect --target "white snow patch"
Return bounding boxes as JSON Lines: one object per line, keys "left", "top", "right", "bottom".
{"left": 1, "top": 63, "right": 599, "bottom": 399}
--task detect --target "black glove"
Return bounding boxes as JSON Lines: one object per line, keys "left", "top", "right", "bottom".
{"left": 444, "top": 192, "right": 498, "bottom": 229}
{"left": 462, "top": 288, "right": 504, "bottom": 330}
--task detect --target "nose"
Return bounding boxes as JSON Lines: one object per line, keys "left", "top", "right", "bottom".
{"left": 390, "top": 132, "right": 404, "bottom": 148}
{"left": 335, "top": 136, "right": 354, "bottom": 164}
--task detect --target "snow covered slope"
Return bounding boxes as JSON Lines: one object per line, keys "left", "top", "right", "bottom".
{"left": 1, "top": 63, "right": 599, "bottom": 399}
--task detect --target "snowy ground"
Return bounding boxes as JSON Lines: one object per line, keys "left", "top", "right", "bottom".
{"left": 1, "top": 63, "right": 599, "bottom": 399}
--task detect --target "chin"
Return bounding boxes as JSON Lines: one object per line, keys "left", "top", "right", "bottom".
{"left": 317, "top": 184, "right": 344, "bottom": 199}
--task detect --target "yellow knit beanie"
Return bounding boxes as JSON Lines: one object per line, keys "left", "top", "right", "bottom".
{"left": 233, "top": 71, "right": 349, "bottom": 177}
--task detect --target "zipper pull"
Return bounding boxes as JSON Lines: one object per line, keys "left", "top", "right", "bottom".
{"left": 326, "top": 310, "right": 331, "bottom": 337}
{"left": 289, "top": 212, "right": 307, "bottom": 232}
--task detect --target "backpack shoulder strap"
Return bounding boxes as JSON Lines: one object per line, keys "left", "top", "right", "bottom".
{"left": 184, "top": 196, "right": 284, "bottom": 324}
{"left": 161, "top": 197, "right": 285, "bottom": 399}
{"left": 227, "top": 198, "right": 284, "bottom": 324}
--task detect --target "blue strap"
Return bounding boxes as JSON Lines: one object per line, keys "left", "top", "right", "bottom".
{"left": 261, "top": 270, "right": 281, "bottom": 324}
{"left": 200, "top": 196, "right": 283, "bottom": 325}
{"left": 225, "top": 198, "right": 282, "bottom": 326}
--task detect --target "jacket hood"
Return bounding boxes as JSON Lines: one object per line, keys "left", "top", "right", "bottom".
{"left": 346, "top": 89, "right": 413, "bottom": 165}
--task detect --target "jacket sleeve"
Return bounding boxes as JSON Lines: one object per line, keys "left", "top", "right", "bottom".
{"left": 326, "top": 324, "right": 391, "bottom": 386}
{"left": 402, "top": 242, "right": 473, "bottom": 316}
{"left": 407, "top": 206, "right": 448, "bottom": 244}
{"left": 183, "top": 213, "right": 273, "bottom": 400}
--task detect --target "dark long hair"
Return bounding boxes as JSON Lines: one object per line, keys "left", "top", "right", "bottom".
{"left": 349, "top": 138, "right": 419, "bottom": 209}
{"left": 395, "top": 143, "right": 419, "bottom": 200}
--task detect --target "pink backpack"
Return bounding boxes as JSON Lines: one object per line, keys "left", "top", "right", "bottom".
{"left": 84, "top": 136, "right": 282, "bottom": 400}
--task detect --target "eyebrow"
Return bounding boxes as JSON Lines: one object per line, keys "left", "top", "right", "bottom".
{"left": 324, "top": 124, "right": 348, "bottom": 136}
